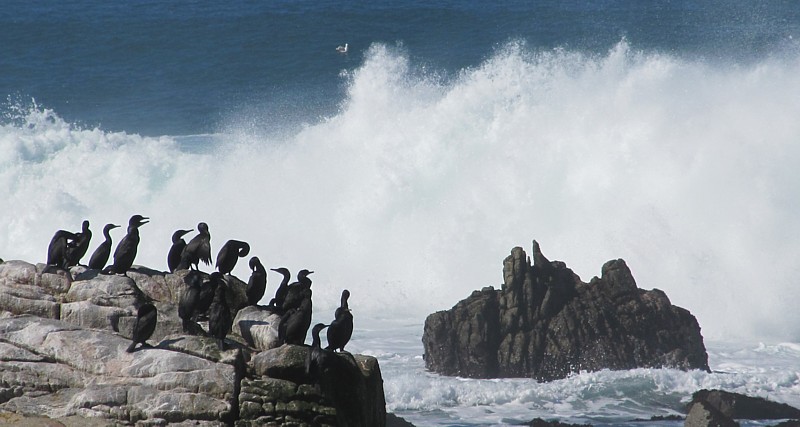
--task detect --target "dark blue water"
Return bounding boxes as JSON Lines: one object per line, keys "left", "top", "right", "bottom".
{"left": 2, "top": 1, "right": 798, "bottom": 136}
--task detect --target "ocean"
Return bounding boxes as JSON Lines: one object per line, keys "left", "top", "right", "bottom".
{"left": 2, "top": 1, "right": 800, "bottom": 425}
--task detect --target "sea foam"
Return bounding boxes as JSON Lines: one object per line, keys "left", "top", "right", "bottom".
{"left": 2, "top": 41, "right": 800, "bottom": 342}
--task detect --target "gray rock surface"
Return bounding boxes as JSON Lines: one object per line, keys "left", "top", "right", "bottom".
{"left": 685, "top": 401, "right": 740, "bottom": 427}
{"left": 423, "top": 241, "right": 710, "bottom": 381}
{"left": 233, "top": 305, "right": 281, "bottom": 351}
{"left": 0, "top": 260, "right": 386, "bottom": 426}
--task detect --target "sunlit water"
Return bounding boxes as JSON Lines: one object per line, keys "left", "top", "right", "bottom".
{"left": 3, "top": 3, "right": 800, "bottom": 424}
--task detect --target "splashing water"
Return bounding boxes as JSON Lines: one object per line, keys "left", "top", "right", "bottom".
{"left": 2, "top": 42, "right": 800, "bottom": 344}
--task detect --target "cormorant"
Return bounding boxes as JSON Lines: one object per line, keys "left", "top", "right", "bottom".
{"left": 269, "top": 267, "right": 292, "bottom": 311}
{"left": 178, "top": 222, "right": 211, "bottom": 271}
{"left": 109, "top": 215, "right": 149, "bottom": 276}
{"left": 195, "top": 272, "right": 223, "bottom": 320}
{"left": 215, "top": 239, "right": 250, "bottom": 275}
{"left": 326, "top": 289, "right": 353, "bottom": 352}
{"left": 279, "top": 296, "right": 312, "bottom": 345}
{"left": 282, "top": 269, "right": 314, "bottom": 312}
{"left": 126, "top": 303, "right": 157, "bottom": 353}
{"left": 167, "top": 229, "right": 193, "bottom": 273}
{"left": 306, "top": 323, "right": 330, "bottom": 381}
{"left": 208, "top": 277, "right": 233, "bottom": 350}
{"left": 178, "top": 273, "right": 202, "bottom": 334}
{"left": 246, "top": 256, "right": 267, "bottom": 306}
{"left": 88, "top": 223, "right": 120, "bottom": 270}
{"left": 65, "top": 220, "right": 91, "bottom": 267}
{"left": 47, "top": 230, "right": 78, "bottom": 269}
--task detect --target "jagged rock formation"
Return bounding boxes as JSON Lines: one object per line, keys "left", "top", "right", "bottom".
{"left": 0, "top": 260, "right": 386, "bottom": 426}
{"left": 423, "top": 241, "right": 710, "bottom": 381}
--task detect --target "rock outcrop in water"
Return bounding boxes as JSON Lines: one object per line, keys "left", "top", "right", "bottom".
{"left": 422, "top": 241, "right": 710, "bottom": 381}
{"left": 685, "top": 389, "right": 800, "bottom": 426}
{"left": 0, "top": 260, "right": 386, "bottom": 426}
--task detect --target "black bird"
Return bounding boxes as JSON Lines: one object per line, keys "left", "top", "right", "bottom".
{"left": 65, "top": 220, "right": 92, "bottom": 267}
{"left": 167, "top": 229, "right": 193, "bottom": 273}
{"left": 282, "top": 269, "right": 314, "bottom": 312}
{"left": 306, "top": 323, "right": 331, "bottom": 381}
{"left": 47, "top": 230, "right": 78, "bottom": 269}
{"left": 109, "top": 215, "right": 149, "bottom": 276}
{"left": 246, "top": 257, "right": 267, "bottom": 306}
{"left": 279, "top": 296, "right": 312, "bottom": 345}
{"left": 126, "top": 303, "right": 157, "bottom": 353}
{"left": 208, "top": 277, "right": 233, "bottom": 350}
{"left": 88, "top": 223, "right": 120, "bottom": 270}
{"left": 269, "top": 267, "right": 292, "bottom": 311}
{"left": 178, "top": 222, "right": 211, "bottom": 271}
{"left": 326, "top": 289, "right": 353, "bottom": 352}
{"left": 178, "top": 273, "right": 203, "bottom": 334}
{"left": 215, "top": 239, "right": 250, "bottom": 276}
{"left": 195, "top": 272, "right": 223, "bottom": 320}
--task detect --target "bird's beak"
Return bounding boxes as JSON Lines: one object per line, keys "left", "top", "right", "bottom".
{"left": 111, "top": 224, "right": 121, "bottom": 229}
{"left": 139, "top": 217, "right": 150, "bottom": 225}
{"left": 308, "top": 271, "right": 314, "bottom": 275}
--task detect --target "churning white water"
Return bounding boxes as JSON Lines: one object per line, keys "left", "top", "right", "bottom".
{"left": 3, "top": 42, "right": 800, "bottom": 341}
{"left": 3, "top": 40, "right": 800, "bottom": 425}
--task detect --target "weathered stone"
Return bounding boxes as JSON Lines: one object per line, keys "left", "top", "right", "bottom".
{"left": 233, "top": 305, "right": 281, "bottom": 351}
{"left": 0, "top": 260, "right": 387, "bottom": 426}
{"left": 685, "top": 401, "right": 740, "bottom": 427}
{"left": 65, "top": 274, "right": 140, "bottom": 308}
{"left": 689, "top": 389, "right": 800, "bottom": 420}
{"left": 251, "top": 345, "right": 310, "bottom": 383}
{"left": 423, "top": 240, "right": 710, "bottom": 381}
{"left": 60, "top": 300, "right": 131, "bottom": 330}
{"left": 243, "top": 348, "right": 385, "bottom": 427}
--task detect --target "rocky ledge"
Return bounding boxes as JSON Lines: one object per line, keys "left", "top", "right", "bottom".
{"left": 423, "top": 241, "right": 710, "bottom": 381}
{"left": 685, "top": 389, "right": 800, "bottom": 427}
{"left": 0, "top": 260, "right": 386, "bottom": 426}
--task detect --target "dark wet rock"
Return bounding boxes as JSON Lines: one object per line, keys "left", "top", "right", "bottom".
{"left": 423, "top": 241, "right": 710, "bottom": 381}
{"left": 689, "top": 389, "right": 800, "bottom": 420}
{"left": 387, "top": 412, "right": 417, "bottom": 427}
{"left": 685, "top": 400, "right": 740, "bottom": 427}
{"left": 527, "top": 418, "right": 592, "bottom": 427}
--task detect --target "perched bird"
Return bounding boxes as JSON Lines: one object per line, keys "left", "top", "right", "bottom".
{"left": 326, "top": 289, "right": 353, "bottom": 352}
{"left": 282, "top": 269, "right": 314, "bottom": 312}
{"left": 65, "top": 220, "right": 92, "bottom": 267}
{"left": 47, "top": 230, "right": 78, "bottom": 269}
{"left": 178, "top": 222, "right": 211, "bottom": 271}
{"left": 109, "top": 215, "right": 149, "bottom": 276}
{"left": 269, "top": 267, "right": 292, "bottom": 311}
{"left": 195, "top": 272, "right": 223, "bottom": 320}
{"left": 246, "top": 257, "right": 267, "bottom": 306}
{"left": 88, "top": 223, "right": 120, "bottom": 270}
{"left": 208, "top": 277, "right": 233, "bottom": 350}
{"left": 126, "top": 303, "right": 157, "bottom": 353}
{"left": 167, "top": 228, "right": 193, "bottom": 273}
{"left": 215, "top": 239, "right": 250, "bottom": 276}
{"left": 178, "top": 273, "right": 203, "bottom": 334}
{"left": 306, "top": 323, "right": 331, "bottom": 381}
{"left": 279, "top": 296, "right": 312, "bottom": 345}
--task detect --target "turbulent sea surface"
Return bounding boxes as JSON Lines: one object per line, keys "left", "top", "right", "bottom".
{"left": 2, "top": 2, "right": 800, "bottom": 425}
